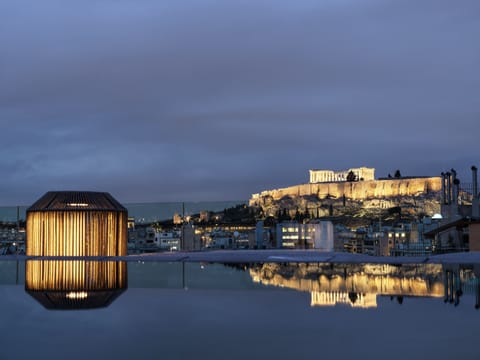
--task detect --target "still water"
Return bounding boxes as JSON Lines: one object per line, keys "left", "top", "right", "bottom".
{"left": 0, "top": 260, "right": 478, "bottom": 360}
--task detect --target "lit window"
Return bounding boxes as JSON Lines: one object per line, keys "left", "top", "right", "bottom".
{"left": 66, "top": 291, "right": 88, "bottom": 299}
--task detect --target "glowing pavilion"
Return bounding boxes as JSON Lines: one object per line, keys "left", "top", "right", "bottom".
{"left": 26, "top": 191, "right": 127, "bottom": 257}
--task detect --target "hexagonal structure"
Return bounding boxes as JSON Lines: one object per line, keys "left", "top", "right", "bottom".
{"left": 26, "top": 191, "right": 127, "bottom": 256}
{"left": 25, "top": 260, "right": 127, "bottom": 309}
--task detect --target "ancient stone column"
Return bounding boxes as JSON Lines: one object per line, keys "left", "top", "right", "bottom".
{"left": 472, "top": 166, "right": 479, "bottom": 218}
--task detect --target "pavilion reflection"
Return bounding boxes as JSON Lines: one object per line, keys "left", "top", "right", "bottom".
{"left": 25, "top": 260, "right": 127, "bottom": 310}
{"left": 248, "top": 263, "right": 445, "bottom": 308}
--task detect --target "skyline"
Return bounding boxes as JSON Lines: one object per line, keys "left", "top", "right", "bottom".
{"left": 1, "top": 0, "right": 479, "bottom": 206}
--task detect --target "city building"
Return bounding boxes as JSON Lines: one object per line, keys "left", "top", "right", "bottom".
{"left": 276, "top": 221, "right": 334, "bottom": 250}
{"left": 154, "top": 229, "right": 181, "bottom": 250}
{"left": 309, "top": 167, "right": 375, "bottom": 183}
{"left": 254, "top": 221, "right": 270, "bottom": 249}
{"left": 181, "top": 223, "right": 201, "bottom": 251}
{"left": 336, "top": 218, "right": 441, "bottom": 257}
{"left": 425, "top": 166, "right": 480, "bottom": 253}
{"left": 199, "top": 211, "right": 210, "bottom": 223}
{"left": 173, "top": 213, "right": 183, "bottom": 225}
{"left": 425, "top": 218, "right": 480, "bottom": 253}
{"left": 340, "top": 228, "right": 366, "bottom": 254}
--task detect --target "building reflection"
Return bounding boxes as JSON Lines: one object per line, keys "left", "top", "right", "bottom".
{"left": 248, "top": 263, "right": 445, "bottom": 308}
{"left": 25, "top": 260, "right": 127, "bottom": 310}
{"left": 443, "top": 264, "right": 480, "bottom": 309}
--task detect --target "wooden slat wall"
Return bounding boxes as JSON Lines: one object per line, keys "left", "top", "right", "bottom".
{"left": 26, "top": 210, "right": 127, "bottom": 256}
{"left": 25, "top": 260, "right": 127, "bottom": 291}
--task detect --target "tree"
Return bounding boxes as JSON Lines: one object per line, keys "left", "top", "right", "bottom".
{"left": 278, "top": 208, "right": 289, "bottom": 221}
{"left": 276, "top": 209, "right": 282, "bottom": 220}
{"left": 264, "top": 216, "right": 276, "bottom": 227}
{"left": 346, "top": 170, "right": 356, "bottom": 182}
{"left": 394, "top": 169, "right": 401, "bottom": 178}
{"left": 294, "top": 208, "right": 302, "bottom": 221}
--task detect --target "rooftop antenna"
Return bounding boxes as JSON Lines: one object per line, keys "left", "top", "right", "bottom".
{"left": 181, "top": 202, "right": 185, "bottom": 250}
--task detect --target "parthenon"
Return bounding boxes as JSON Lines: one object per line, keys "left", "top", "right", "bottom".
{"left": 309, "top": 167, "right": 375, "bottom": 183}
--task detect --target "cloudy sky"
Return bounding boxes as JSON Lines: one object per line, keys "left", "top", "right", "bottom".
{"left": 1, "top": 0, "right": 479, "bottom": 205}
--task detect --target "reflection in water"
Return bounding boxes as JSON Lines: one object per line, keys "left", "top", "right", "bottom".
{"left": 248, "top": 263, "right": 447, "bottom": 308}
{"left": 443, "top": 264, "right": 480, "bottom": 309}
{"left": 311, "top": 291, "right": 377, "bottom": 308}
{"left": 25, "top": 260, "right": 127, "bottom": 310}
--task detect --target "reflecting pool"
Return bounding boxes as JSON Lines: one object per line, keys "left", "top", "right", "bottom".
{"left": 25, "top": 260, "right": 127, "bottom": 309}
{"left": 0, "top": 260, "right": 479, "bottom": 360}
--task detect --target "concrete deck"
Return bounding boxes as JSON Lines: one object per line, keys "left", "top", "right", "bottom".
{"left": 1, "top": 250, "right": 480, "bottom": 265}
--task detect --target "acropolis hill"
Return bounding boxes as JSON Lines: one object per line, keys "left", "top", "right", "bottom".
{"left": 249, "top": 167, "right": 443, "bottom": 221}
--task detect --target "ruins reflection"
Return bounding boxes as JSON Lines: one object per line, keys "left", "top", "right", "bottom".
{"left": 25, "top": 260, "right": 127, "bottom": 310}
{"left": 248, "top": 263, "right": 479, "bottom": 309}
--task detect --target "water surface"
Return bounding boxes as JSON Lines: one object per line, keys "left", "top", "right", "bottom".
{"left": 0, "top": 260, "right": 478, "bottom": 360}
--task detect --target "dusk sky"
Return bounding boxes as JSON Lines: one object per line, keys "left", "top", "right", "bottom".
{"left": 1, "top": 0, "right": 479, "bottom": 205}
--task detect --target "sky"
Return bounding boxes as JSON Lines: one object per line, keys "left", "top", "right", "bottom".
{"left": 1, "top": 0, "right": 479, "bottom": 205}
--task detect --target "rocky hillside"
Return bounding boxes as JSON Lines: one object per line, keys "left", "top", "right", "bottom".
{"left": 253, "top": 191, "right": 443, "bottom": 227}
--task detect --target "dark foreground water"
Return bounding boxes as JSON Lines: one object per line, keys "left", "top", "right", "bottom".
{"left": 0, "top": 261, "right": 479, "bottom": 360}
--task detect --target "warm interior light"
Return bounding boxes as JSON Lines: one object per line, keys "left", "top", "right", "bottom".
{"left": 27, "top": 191, "right": 127, "bottom": 257}
{"left": 66, "top": 291, "right": 88, "bottom": 299}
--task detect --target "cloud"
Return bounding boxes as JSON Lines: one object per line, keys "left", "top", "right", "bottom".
{"left": 1, "top": 0, "right": 479, "bottom": 204}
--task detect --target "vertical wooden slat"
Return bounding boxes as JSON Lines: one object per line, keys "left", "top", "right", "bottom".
{"left": 26, "top": 192, "right": 127, "bottom": 257}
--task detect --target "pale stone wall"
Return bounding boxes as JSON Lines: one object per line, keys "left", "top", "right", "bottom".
{"left": 250, "top": 177, "right": 442, "bottom": 205}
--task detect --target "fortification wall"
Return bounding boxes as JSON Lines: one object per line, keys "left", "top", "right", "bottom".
{"left": 250, "top": 177, "right": 442, "bottom": 205}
